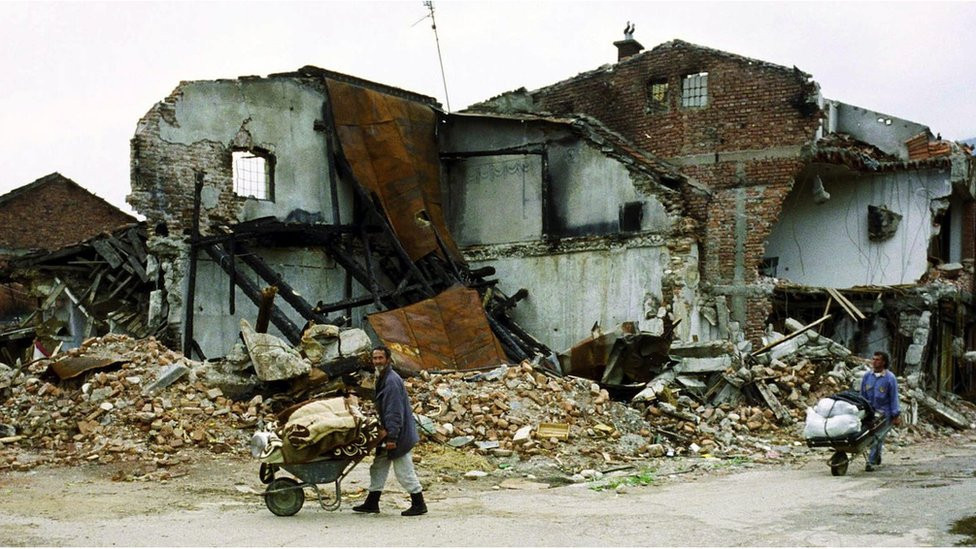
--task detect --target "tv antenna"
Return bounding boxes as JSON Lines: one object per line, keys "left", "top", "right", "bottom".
{"left": 412, "top": 1, "right": 451, "bottom": 111}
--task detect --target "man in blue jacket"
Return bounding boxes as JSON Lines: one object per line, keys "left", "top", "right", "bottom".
{"left": 860, "top": 351, "right": 901, "bottom": 472}
{"left": 353, "top": 345, "right": 426, "bottom": 516}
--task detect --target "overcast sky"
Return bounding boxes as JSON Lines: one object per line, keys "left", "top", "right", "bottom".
{"left": 2, "top": 1, "right": 975, "bottom": 214}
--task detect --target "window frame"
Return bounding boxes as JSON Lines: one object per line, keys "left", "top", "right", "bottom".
{"left": 231, "top": 148, "right": 275, "bottom": 202}
{"left": 681, "top": 71, "right": 709, "bottom": 109}
{"left": 646, "top": 78, "right": 670, "bottom": 114}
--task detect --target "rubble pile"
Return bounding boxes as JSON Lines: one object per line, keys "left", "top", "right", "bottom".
{"left": 0, "top": 334, "right": 272, "bottom": 475}
{"left": 0, "top": 317, "right": 972, "bottom": 478}
{"left": 407, "top": 362, "right": 662, "bottom": 469}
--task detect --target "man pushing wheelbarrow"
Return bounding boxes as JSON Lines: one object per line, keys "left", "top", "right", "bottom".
{"left": 352, "top": 345, "right": 427, "bottom": 516}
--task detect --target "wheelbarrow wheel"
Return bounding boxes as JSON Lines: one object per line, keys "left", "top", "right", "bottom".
{"left": 829, "top": 451, "right": 848, "bottom": 476}
{"left": 259, "top": 463, "right": 278, "bottom": 484}
{"left": 265, "top": 478, "right": 305, "bottom": 516}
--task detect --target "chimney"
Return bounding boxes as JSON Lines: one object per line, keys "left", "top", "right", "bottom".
{"left": 613, "top": 21, "right": 643, "bottom": 61}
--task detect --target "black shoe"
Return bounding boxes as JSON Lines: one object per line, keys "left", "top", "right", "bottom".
{"left": 353, "top": 491, "right": 381, "bottom": 513}
{"left": 865, "top": 463, "right": 875, "bottom": 472}
{"left": 401, "top": 491, "right": 427, "bottom": 516}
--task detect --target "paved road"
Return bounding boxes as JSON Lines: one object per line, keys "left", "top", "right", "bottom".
{"left": 1, "top": 434, "right": 974, "bottom": 546}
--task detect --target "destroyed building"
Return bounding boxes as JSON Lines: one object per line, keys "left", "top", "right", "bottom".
{"left": 127, "top": 68, "right": 548, "bottom": 371}
{"left": 468, "top": 37, "right": 976, "bottom": 398}
{"left": 0, "top": 173, "right": 147, "bottom": 360}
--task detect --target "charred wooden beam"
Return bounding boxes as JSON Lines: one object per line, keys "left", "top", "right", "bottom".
{"left": 313, "top": 283, "right": 426, "bottom": 314}
{"left": 439, "top": 145, "right": 545, "bottom": 159}
{"left": 255, "top": 286, "right": 277, "bottom": 334}
{"left": 183, "top": 172, "right": 204, "bottom": 357}
{"left": 202, "top": 243, "right": 302, "bottom": 345}
{"left": 220, "top": 238, "right": 337, "bottom": 326}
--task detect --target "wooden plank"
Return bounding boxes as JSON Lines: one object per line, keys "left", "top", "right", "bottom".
{"left": 837, "top": 290, "right": 866, "bottom": 320}
{"left": 125, "top": 227, "right": 147, "bottom": 262}
{"left": 755, "top": 381, "right": 791, "bottom": 424}
{"left": 751, "top": 314, "right": 831, "bottom": 357}
{"left": 41, "top": 280, "right": 67, "bottom": 310}
{"left": 91, "top": 239, "right": 123, "bottom": 269}
{"left": 822, "top": 296, "right": 833, "bottom": 319}
{"left": 825, "top": 288, "right": 856, "bottom": 320}
{"left": 826, "top": 288, "right": 865, "bottom": 321}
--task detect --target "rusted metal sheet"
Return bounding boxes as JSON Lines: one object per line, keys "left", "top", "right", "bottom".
{"left": 367, "top": 286, "right": 506, "bottom": 372}
{"left": 325, "top": 79, "right": 461, "bottom": 263}
{"left": 50, "top": 355, "right": 127, "bottom": 381}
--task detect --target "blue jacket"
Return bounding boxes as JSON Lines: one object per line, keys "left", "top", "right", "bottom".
{"left": 860, "top": 370, "right": 901, "bottom": 419}
{"left": 374, "top": 366, "right": 419, "bottom": 459}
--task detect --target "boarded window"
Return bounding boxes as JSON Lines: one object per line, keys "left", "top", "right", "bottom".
{"left": 647, "top": 79, "right": 669, "bottom": 113}
{"left": 681, "top": 72, "right": 708, "bottom": 108}
{"left": 232, "top": 150, "right": 274, "bottom": 201}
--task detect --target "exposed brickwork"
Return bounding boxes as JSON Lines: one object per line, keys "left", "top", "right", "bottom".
{"left": 527, "top": 40, "right": 821, "bottom": 159}
{"left": 128, "top": 86, "right": 247, "bottom": 240}
{"left": 0, "top": 173, "right": 136, "bottom": 254}
{"left": 501, "top": 40, "right": 823, "bottom": 341}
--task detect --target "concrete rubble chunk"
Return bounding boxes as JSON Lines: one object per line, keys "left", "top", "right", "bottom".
{"left": 669, "top": 340, "right": 736, "bottom": 358}
{"left": 673, "top": 356, "right": 732, "bottom": 374}
{"left": 448, "top": 435, "right": 475, "bottom": 448}
{"left": 143, "top": 363, "right": 189, "bottom": 396}
{"left": 240, "top": 319, "right": 311, "bottom": 382}
{"left": 513, "top": 425, "right": 533, "bottom": 442}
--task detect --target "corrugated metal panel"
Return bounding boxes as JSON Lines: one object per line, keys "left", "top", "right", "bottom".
{"left": 326, "top": 79, "right": 461, "bottom": 263}
{"left": 367, "top": 286, "right": 507, "bottom": 372}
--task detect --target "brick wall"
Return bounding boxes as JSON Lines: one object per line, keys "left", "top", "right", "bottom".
{"left": 0, "top": 174, "right": 136, "bottom": 253}
{"left": 128, "top": 86, "right": 248, "bottom": 240}
{"left": 523, "top": 40, "right": 823, "bottom": 341}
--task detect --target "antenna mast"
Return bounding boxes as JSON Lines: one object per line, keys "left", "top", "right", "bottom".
{"left": 424, "top": 1, "right": 451, "bottom": 112}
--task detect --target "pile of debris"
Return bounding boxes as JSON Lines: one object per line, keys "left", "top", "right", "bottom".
{"left": 1, "top": 313, "right": 973, "bottom": 478}
{"left": 407, "top": 362, "right": 660, "bottom": 471}
{"left": 0, "top": 334, "right": 271, "bottom": 476}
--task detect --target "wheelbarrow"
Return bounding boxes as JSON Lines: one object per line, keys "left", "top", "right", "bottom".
{"left": 259, "top": 455, "right": 368, "bottom": 516}
{"left": 806, "top": 413, "right": 890, "bottom": 476}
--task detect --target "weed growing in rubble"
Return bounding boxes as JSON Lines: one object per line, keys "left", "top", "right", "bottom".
{"left": 591, "top": 468, "right": 657, "bottom": 491}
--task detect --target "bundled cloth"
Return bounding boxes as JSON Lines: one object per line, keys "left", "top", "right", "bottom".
{"left": 251, "top": 395, "right": 382, "bottom": 464}
{"left": 803, "top": 391, "right": 873, "bottom": 440}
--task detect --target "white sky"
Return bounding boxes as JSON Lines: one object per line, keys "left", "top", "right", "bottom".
{"left": 2, "top": 1, "right": 975, "bottom": 214}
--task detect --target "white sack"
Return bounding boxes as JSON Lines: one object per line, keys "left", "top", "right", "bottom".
{"left": 803, "top": 408, "right": 861, "bottom": 439}
{"left": 813, "top": 397, "right": 862, "bottom": 418}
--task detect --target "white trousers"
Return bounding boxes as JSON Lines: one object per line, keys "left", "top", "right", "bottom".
{"left": 368, "top": 450, "right": 422, "bottom": 494}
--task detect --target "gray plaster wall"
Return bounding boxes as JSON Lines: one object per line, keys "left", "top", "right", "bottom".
{"left": 764, "top": 168, "right": 952, "bottom": 287}
{"left": 469, "top": 245, "right": 668, "bottom": 352}
{"left": 443, "top": 114, "right": 687, "bottom": 351}
{"left": 830, "top": 101, "right": 929, "bottom": 160}
{"left": 446, "top": 154, "right": 543, "bottom": 246}
{"left": 192, "top": 246, "right": 369, "bottom": 357}
{"left": 158, "top": 78, "right": 349, "bottom": 223}
{"left": 442, "top": 115, "right": 670, "bottom": 242}
{"left": 548, "top": 142, "right": 669, "bottom": 235}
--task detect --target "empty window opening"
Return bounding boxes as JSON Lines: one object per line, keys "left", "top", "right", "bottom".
{"left": 232, "top": 150, "right": 274, "bottom": 200}
{"left": 759, "top": 257, "right": 779, "bottom": 277}
{"left": 647, "top": 79, "right": 669, "bottom": 113}
{"left": 619, "top": 201, "right": 644, "bottom": 233}
{"left": 681, "top": 72, "right": 708, "bottom": 108}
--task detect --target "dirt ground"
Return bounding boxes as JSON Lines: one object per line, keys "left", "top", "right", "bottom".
{"left": 1, "top": 429, "right": 975, "bottom": 546}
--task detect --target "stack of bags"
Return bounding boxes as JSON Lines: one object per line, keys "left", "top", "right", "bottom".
{"left": 803, "top": 393, "right": 868, "bottom": 440}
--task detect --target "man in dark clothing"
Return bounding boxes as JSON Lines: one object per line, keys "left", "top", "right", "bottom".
{"left": 860, "top": 351, "right": 901, "bottom": 472}
{"left": 352, "top": 345, "right": 427, "bottom": 516}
